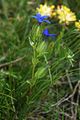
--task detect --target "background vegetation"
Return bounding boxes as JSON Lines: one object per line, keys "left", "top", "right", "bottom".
{"left": 0, "top": 0, "right": 80, "bottom": 120}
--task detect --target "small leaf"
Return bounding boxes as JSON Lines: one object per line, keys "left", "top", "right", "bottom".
{"left": 32, "top": 58, "right": 39, "bottom": 66}
{"left": 35, "top": 67, "right": 46, "bottom": 79}
{"left": 36, "top": 41, "right": 47, "bottom": 57}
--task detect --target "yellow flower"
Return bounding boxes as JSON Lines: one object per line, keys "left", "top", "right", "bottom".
{"left": 75, "top": 21, "right": 80, "bottom": 30}
{"left": 36, "top": 4, "right": 55, "bottom": 17}
{"left": 56, "top": 5, "right": 76, "bottom": 25}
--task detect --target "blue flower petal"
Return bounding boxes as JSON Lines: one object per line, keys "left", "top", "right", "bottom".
{"left": 38, "top": 19, "right": 43, "bottom": 23}
{"left": 42, "top": 16, "right": 49, "bottom": 19}
{"left": 43, "top": 29, "right": 56, "bottom": 38}
{"left": 32, "top": 13, "right": 50, "bottom": 24}
{"left": 36, "top": 13, "right": 41, "bottom": 17}
{"left": 49, "top": 34, "right": 56, "bottom": 37}
{"left": 32, "top": 16, "right": 37, "bottom": 19}
{"left": 43, "top": 29, "right": 49, "bottom": 36}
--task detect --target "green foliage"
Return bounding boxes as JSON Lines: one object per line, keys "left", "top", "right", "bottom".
{"left": 0, "top": 0, "right": 80, "bottom": 120}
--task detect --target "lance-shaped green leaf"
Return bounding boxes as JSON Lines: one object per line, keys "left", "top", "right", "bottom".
{"left": 36, "top": 41, "right": 47, "bottom": 57}
{"left": 35, "top": 67, "right": 46, "bottom": 79}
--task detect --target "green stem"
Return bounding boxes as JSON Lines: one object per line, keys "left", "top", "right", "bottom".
{"left": 44, "top": 55, "right": 52, "bottom": 84}
{"left": 32, "top": 48, "right": 36, "bottom": 81}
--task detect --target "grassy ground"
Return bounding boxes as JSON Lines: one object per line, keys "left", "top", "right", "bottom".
{"left": 0, "top": 0, "right": 80, "bottom": 120}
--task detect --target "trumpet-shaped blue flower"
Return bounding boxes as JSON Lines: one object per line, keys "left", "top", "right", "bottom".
{"left": 43, "top": 29, "right": 56, "bottom": 38}
{"left": 32, "top": 13, "right": 50, "bottom": 24}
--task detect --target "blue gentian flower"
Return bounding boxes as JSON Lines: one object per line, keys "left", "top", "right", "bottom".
{"left": 43, "top": 29, "right": 56, "bottom": 38}
{"left": 32, "top": 13, "right": 50, "bottom": 24}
